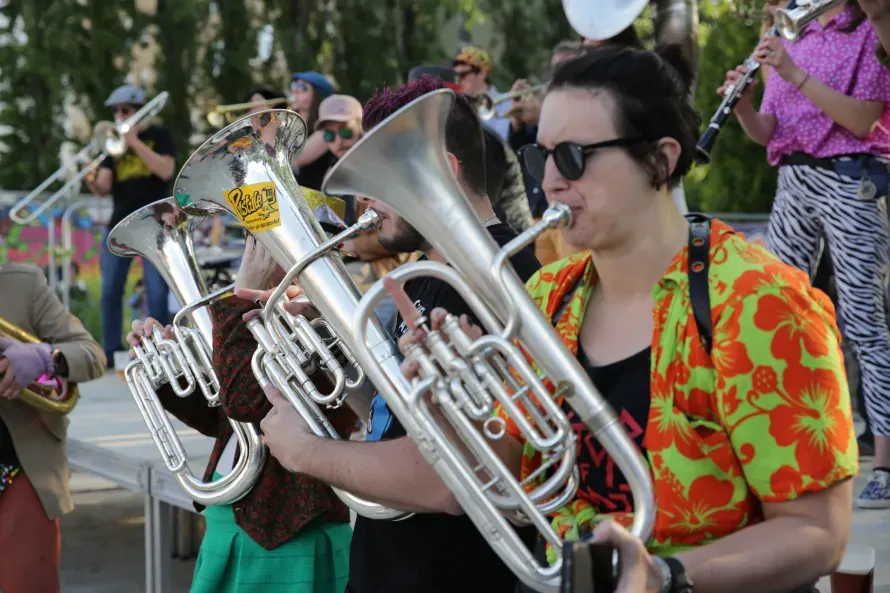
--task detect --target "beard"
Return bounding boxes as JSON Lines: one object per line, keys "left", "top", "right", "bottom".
{"left": 379, "top": 216, "right": 426, "bottom": 253}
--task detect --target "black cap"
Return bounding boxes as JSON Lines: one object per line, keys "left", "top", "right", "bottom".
{"left": 408, "top": 65, "right": 459, "bottom": 84}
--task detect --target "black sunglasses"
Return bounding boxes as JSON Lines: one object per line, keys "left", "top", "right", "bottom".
{"left": 519, "top": 138, "right": 651, "bottom": 182}
{"left": 323, "top": 128, "right": 355, "bottom": 142}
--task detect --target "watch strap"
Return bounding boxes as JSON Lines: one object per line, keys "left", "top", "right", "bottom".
{"left": 664, "top": 557, "right": 693, "bottom": 593}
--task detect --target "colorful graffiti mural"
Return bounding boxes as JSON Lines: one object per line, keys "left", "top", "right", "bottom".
{"left": 0, "top": 202, "right": 108, "bottom": 269}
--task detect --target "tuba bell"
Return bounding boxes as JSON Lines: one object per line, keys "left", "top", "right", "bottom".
{"left": 0, "top": 316, "right": 80, "bottom": 414}
{"left": 321, "top": 89, "right": 656, "bottom": 593}
{"left": 172, "top": 108, "right": 410, "bottom": 521}
{"left": 106, "top": 197, "right": 265, "bottom": 506}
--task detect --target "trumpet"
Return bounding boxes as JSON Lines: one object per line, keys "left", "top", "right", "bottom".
{"left": 0, "top": 316, "right": 80, "bottom": 414}
{"left": 206, "top": 97, "right": 289, "bottom": 128}
{"left": 107, "top": 197, "right": 265, "bottom": 505}
{"left": 172, "top": 108, "right": 410, "bottom": 521}
{"left": 776, "top": 0, "right": 846, "bottom": 40}
{"left": 321, "top": 88, "right": 655, "bottom": 593}
{"left": 477, "top": 85, "right": 546, "bottom": 120}
{"left": 9, "top": 92, "right": 169, "bottom": 226}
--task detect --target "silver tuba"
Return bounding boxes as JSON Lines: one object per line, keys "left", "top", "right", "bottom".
{"left": 107, "top": 197, "right": 265, "bottom": 505}
{"left": 321, "top": 89, "right": 656, "bottom": 593}
{"left": 775, "top": 0, "right": 846, "bottom": 40}
{"left": 171, "top": 108, "right": 409, "bottom": 521}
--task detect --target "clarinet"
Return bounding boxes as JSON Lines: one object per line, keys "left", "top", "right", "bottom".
{"left": 694, "top": 0, "right": 798, "bottom": 164}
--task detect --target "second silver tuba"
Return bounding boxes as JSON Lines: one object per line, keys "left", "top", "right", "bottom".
{"left": 107, "top": 197, "right": 265, "bottom": 505}
{"left": 321, "top": 89, "right": 656, "bottom": 593}
{"left": 171, "top": 108, "right": 410, "bottom": 521}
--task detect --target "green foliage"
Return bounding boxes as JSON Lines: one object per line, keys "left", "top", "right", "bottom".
{"left": 685, "top": 1, "right": 777, "bottom": 214}
{"left": 204, "top": 1, "right": 258, "bottom": 104}
{"left": 477, "top": 0, "right": 576, "bottom": 88}
{"left": 154, "top": 0, "right": 210, "bottom": 159}
{"left": 0, "top": 0, "right": 781, "bottom": 214}
{"left": 0, "top": 0, "right": 75, "bottom": 191}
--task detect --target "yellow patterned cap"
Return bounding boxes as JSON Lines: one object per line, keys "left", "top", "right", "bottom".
{"left": 453, "top": 46, "right": 493, "bottom": 74}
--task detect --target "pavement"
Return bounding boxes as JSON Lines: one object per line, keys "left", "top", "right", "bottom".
{"left": 56, "top": 372, "right": 890, "bottom": 592}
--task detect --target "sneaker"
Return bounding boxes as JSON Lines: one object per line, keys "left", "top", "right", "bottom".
{"left": 856, "top": 470, "right": 890, "bottom": 509}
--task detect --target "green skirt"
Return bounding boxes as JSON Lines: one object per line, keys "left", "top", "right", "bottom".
{"left": 190, "top": 491, "right": 352, "bottom": 593}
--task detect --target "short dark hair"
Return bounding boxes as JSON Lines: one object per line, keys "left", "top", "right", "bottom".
{"left": 549, "top": 45, "right": 700, "bottom": 188}
{"left": 362, "top": 75, "right": 487, "bottom": 196}
{"left": 246, "top": 87, "right": 286, "bottom": 102}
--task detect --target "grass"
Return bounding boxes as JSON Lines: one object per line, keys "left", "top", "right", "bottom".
{"left": 68, "top": 270, "right": 144, "bottom": 347}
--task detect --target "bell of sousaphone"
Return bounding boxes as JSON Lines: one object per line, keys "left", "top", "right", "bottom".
{"left": 562, "top": 0, "right": 648, "bottom": 41}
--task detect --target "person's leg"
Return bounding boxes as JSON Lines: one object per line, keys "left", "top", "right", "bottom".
{"left": 818, "top": 169, "right": 890, "bottom": 508}
{"left": 141, "top": 257, "right": 170, "bottom": 326}
{"left": 99, "top": 229, "right": 133, "bottom": 364}
{"left": 765, "top": 166, "right": 824, "bottom": 278}
{"left": 0, "top": 472, "right": 62, "bottom": 593}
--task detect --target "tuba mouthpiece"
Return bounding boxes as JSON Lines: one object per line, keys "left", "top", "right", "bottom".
{"left": 542, "top": 202, "right": 573, "bottom": 230}
{"left": 357, "top": 209, "right": 382, "bottom": 232}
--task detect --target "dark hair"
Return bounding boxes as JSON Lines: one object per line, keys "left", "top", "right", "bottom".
{"left": 840, "top": 0, "right": 866, "bottom": 33}
{"left": 362, "top": 75, "right": 487, "bottom": 195}
{"left": 550, "top": 45, "right": 700, "bottom": 189}
{"left": 246, "top": 87, "right": 286, "bottom": 102}
{"left": 607, "top": 25, "right": 643, "bottom": 49}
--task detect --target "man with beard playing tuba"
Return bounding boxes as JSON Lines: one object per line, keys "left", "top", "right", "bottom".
{"left": 242, "top": 76, "right": 542, "bottom": 593}
{"left": 0, "top": 262, "right": 105, "bottom": 593}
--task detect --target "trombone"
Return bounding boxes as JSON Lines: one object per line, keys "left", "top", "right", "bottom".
{"left": 8, "top": 91, "right": 169, "bottom": 226}
{"left": 476, "top": 84, "right": 546, "bottom": 120}
{"left": 206, "top": 97, "right": 289, "bottom": 127}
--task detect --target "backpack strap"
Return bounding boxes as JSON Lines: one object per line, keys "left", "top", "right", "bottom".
{"left": 685, "top": 213, "right": 713, "bottom": 355}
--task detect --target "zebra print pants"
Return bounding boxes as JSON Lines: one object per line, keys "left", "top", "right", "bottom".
{"left": 767, "top": 164, "right": 890, "bottom": 436}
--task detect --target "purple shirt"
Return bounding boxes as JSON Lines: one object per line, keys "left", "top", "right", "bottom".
{"left": 761, "top": 7, "right": 890, "bottom": 166}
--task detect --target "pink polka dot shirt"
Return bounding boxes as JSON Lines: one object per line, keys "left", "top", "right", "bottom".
{"left": 760, "top": 6, "right": 890, "bottom": 166}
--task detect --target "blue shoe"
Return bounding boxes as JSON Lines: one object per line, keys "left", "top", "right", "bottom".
{"left": 857, "top": 470, "right": 890, "bottom": 509}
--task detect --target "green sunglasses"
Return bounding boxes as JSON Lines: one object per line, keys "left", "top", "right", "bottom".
{"left": 323, "top": 128, "right": 355, "bottom": 142}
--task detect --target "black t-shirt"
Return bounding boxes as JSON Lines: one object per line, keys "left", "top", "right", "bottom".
{"left": 100, "top": 125, "right": 176, "bottom": 230}
{"left": 295, "top": 151, "right": 336, "bottom": 191}
{"left": 348, "top": 222, "right": 541, "bottom": 593}
{"left": 517, "top": 346, "right": 651, "bottom": 593}
{"left": 0, "top": 420, "right": 17, "bottom": 465}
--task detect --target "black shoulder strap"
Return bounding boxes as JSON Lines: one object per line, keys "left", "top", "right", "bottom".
{"left": 685, "top": 213, "right": 713, "bottom": 355}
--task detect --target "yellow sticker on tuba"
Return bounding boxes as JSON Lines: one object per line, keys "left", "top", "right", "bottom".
{"left": 223, "top": 181, "right": 281, "bottom": 232}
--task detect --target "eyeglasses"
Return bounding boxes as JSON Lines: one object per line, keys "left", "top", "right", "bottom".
{"left": 454, "top": 66, "right": 479, "bottom": 81}
{"left": 291, "top": 81, "right": 310, "bottom": 92}
{"left": 323, "top": 127, "right": 355, "bottom": 143}
{"left": 519, "top": 138, "right": 651, "bottom": 182}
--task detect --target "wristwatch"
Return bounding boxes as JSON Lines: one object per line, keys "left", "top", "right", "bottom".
{"left": 652, "top": 556, "right": 693, "bottom": 593}
{"left": 51, "top": 348, "right": 69, "bottom": 378}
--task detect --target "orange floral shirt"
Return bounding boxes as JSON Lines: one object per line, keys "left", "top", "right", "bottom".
{"left": 495, "top": 219, "right": 858, "bottom": 559}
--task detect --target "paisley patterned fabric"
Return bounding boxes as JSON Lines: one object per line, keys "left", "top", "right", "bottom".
{"left": 494, "top": 218, "right": 859, "bottom": 561}
{"left": 155, "top": 296, "right": 356, "bottom": 551}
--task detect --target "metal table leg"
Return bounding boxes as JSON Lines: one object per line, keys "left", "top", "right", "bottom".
{"left": 145, "top": 493, "right": 174, "bottom": 593}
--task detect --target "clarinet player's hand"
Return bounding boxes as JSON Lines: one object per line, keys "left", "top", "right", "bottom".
{"left": 717, "top": 65, "right": 758, "bottom": 105}
{"left": 754, "top": 35, "right": 805, "bottom": 86}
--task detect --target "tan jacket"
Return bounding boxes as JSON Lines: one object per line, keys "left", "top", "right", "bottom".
{"left": 0, "top": 264, "right": 105, "bottom": 519}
